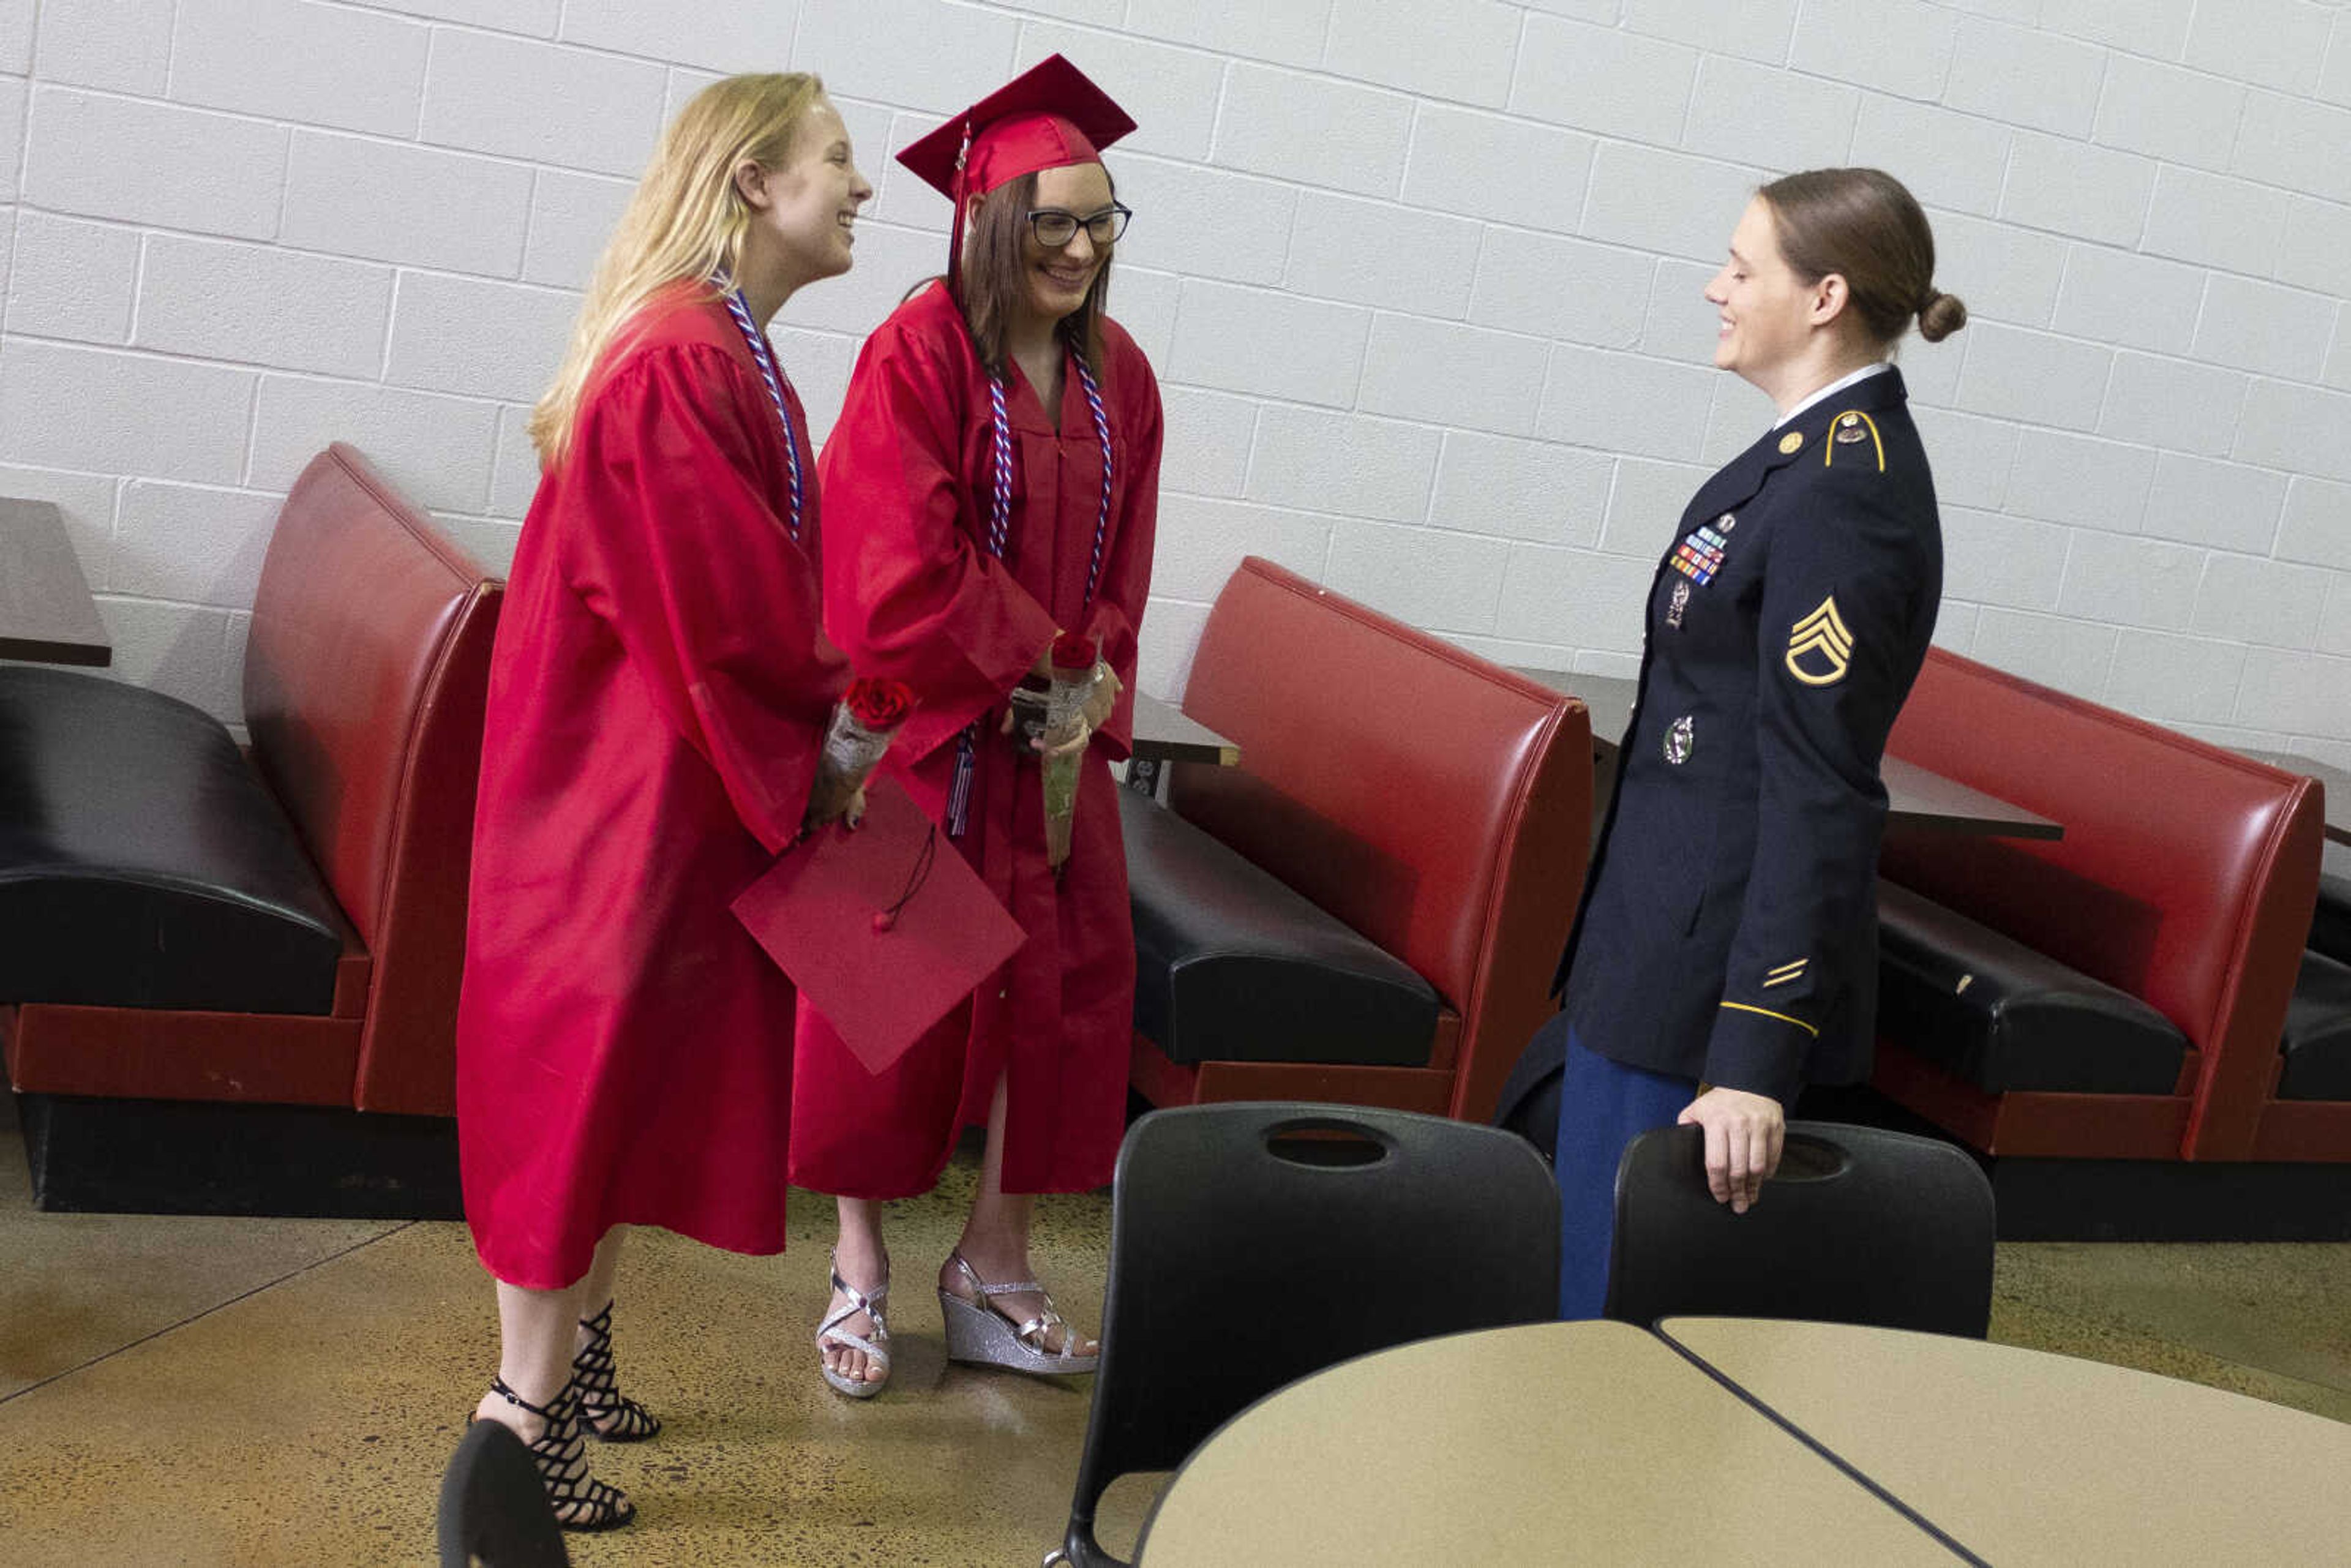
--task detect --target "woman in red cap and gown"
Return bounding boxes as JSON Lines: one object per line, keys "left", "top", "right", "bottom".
{"left": 457, "top": 74, "right": 872, "bottom": 1526}
{"left": 796, "top": 54, "right": 1161, "bottom": 1395}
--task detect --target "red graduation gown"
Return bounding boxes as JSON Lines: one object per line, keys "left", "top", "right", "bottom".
{"left": 793, "top": 282, "right": 1161, "bottom": 1199}
{"left": 457, "top": 286, "right": 845, "bottom": 1289}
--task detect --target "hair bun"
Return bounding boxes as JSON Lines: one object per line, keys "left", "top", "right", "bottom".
{"left": 1918, "top": 290, "right": 1968, "bottom": 343}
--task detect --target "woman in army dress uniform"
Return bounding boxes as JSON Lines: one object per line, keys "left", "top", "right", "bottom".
{"left": 1495, "top": 168, "right": 1967, "bottom": 1316}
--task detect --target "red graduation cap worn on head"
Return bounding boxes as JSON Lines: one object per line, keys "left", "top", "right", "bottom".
{"left": 730, "top": 778, "right": 1027, "bottom": 1075}
{"left": 898, "top": 54, "right": 1136, "bottom": 200}
{"left": 897, "top": 54, "right": 1137, "bottom": 300}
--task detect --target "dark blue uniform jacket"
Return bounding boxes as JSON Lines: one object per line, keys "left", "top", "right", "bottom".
{"left": 1497, "top": 367, "right": 1943, "bottom": 1127}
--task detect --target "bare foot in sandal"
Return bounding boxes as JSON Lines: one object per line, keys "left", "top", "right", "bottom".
{"left": 938, "top": 1246, "right": 1098, "bottom": 1373}
{"left": 818, "top": 1248, "right": 891, "bottom": 1396}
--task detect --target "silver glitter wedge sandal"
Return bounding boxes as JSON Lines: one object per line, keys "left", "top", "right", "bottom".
{"left": 937, "top": 1248, "right": 1100, "bottom": 1376}
{"left": 816, "top": 1255, "right": 891, "bottom": 1398}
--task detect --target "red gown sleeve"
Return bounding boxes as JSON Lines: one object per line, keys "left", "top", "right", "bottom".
{"left": 561, "top": 343, "right": 846, "bottom": 855}
{"left": 818, "top": 319, "right": 1062, "bottom": 767}
{"left": 1077, "top": 337, "right": 1162, "bottom": 761}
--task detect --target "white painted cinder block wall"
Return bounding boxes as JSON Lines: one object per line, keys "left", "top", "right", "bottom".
{"left": 1, "top": 0, "right": 2348, "bottom": 762}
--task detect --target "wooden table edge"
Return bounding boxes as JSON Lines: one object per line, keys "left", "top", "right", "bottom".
{"left": 1512, "top": 667, "right": 2061, "bottom": 841}
{"left": 1884, "top": 808, "right": 2063, "bottom": 841}
{"left": 0, "top": 496, "right": 113, "bottom": 669}
{"left": 0, "top": 637, "right": 111, "bottom": 668}
{"left": 1127, "top": 691, "right": 1242, "bottom": 770}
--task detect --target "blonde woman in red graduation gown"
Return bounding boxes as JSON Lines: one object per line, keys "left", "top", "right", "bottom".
{"left": 456, "top": 74, "right": 872, "bottom": 1528}
{"left": 796, "top": 56, "right": 1161, "bottom": 1396}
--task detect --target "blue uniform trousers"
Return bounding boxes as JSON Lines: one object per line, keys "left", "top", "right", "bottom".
{"left": 1554, "top": 1028, "right": 1696, "bottom": 1319}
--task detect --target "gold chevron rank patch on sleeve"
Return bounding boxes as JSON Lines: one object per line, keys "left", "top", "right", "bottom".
{"left": 1785, "top": 596, "right": 1853, "bottom": 686}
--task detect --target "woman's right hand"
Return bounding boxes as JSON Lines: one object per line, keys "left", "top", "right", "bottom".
{"left": 800, "top": 764, "right": 864, "bottom": 837}
{"left": 1675, "top": 1086, "right": 1785, "bottom": 1214}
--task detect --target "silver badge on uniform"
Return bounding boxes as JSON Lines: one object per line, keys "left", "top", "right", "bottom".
{"left": 1666, "top": 579, "right": 1691, "bottom": 628}
{"left": 1716, "top": 511, "right": 1736, "bottom": 531}
{"left": 1664, "top": 715, "right": 1695, "bottom": 765}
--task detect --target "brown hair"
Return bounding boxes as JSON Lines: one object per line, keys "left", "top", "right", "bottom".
{"left": 1758, "top": 168, "right": 1967, "bottom": 348}
{"left": 957, "top": 170, "right": 1113, "bottom": 379}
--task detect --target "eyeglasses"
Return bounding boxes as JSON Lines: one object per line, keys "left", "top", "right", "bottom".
{"left": 1026, "top": 204, "right": 1132, "bottom": 249}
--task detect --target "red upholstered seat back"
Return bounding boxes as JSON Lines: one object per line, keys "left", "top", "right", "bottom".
{"left": 1169, "top": 557, "right": 1591, "bottom": 1122}
{"left": 242, "top": 444, "right": 502, "bottom": 1115}
{"left": 1882, "top": 648, "right": 2322, "bottom": 1157}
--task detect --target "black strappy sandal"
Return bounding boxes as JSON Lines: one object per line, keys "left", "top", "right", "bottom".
{"left": 479, "top": 1376, "right": 636, "bottom": 1532}
{"left": 572, "top": 1300, "right": 662, "bottom": 1442}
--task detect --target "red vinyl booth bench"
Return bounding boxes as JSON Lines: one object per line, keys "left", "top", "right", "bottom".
{"left": 1856, "top": 648, "right": 2343, "bottom": 1238}
{"left": 0, "top": 445, "right": 499, "bottom": 1215}
{"left": 1121, "top": 557, "right": 1591, "bottom": 1124}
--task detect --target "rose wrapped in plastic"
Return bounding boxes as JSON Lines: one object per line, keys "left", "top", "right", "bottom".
{"left": 844, "top": 677, "right": 913, "bottom": 734}
{"left": 1040, "top": 632, "right": 1098, "bottom": 873}
{"left": 802, "top": 676, "right": 915, "bottom": 837}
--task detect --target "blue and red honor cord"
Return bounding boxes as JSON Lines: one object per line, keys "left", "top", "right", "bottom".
{"left": 719, "top": 282, "right": 806, "bottom": 546}
{"left": 948, "top": 351, "right": 1115, "bottom": 838}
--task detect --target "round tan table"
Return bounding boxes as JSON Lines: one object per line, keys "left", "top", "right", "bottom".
{"left": 1662, "top": 1317, "right": 2351, "bottom": 1567}
{"left": 1134, "top": 1319, "right": 1962, "bottom": 1565}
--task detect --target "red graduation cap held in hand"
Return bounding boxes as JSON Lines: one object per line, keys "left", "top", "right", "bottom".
{"left": 896, "top": 53, "right": 1138, "bottom": 301}
{"left": 731, "top": 778, "right": 1026, "bottom": 1075}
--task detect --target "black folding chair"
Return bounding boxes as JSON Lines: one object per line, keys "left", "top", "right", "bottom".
{"left": 1605, "top": 1120, "right": 1995, "bottom": 1338}
{"left": 437, "top": 1420, "right": 571, "bottom": 1568}
{"left": 1047, "top": 1101, "right": 1561, "bottom": 1567}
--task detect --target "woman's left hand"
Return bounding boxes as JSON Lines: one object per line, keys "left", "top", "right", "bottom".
{"left": 1037, "top": 718, "right": 1091, "bottom": 758}
{"left": 1675, "top": 1086, "right": 1785, "bottom": 1214}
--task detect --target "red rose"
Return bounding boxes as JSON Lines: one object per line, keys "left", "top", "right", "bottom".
{"left": 844, "top": 677, "right": 913, "bottom": 731}
{"left": 1051, "top": 631, "right": 1098, "bottom": 673}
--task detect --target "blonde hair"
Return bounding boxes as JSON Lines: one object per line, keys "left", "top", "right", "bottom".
{"left": 530, "top": 72, "right": 828, "bottom": 467}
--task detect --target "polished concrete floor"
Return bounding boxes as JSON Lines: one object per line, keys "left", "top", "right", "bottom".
{"left": 1, "top": 1093, "right": 2345, "bottom": 1567}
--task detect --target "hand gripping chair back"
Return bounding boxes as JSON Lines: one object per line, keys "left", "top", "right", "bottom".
{"left": 1605, "top": 1121, "right": 1995, "bottom": 1338}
